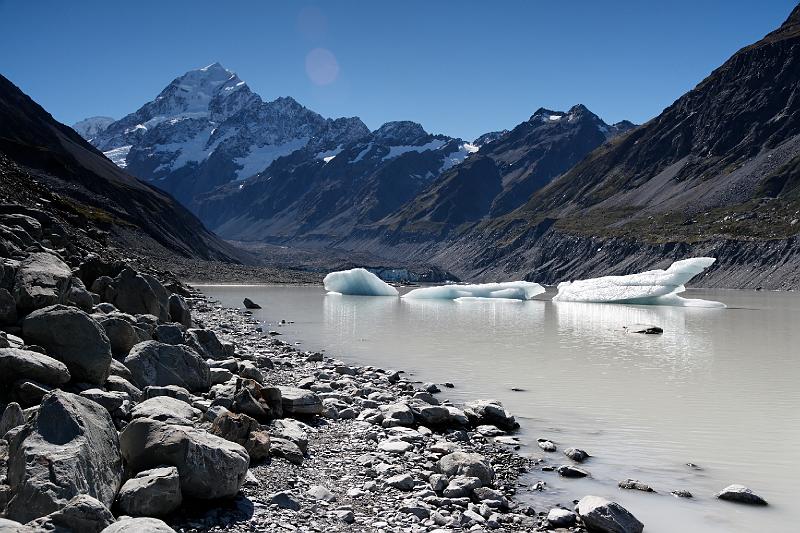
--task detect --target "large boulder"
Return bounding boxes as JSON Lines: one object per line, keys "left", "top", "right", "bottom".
{"left": 124, "top": 341, "right": 210, "bottom": 392}
{"left": 435, "top": 452, "right": 494, "bottom": 486}
{"left": 96, "top": 315, "right": 139, "bottom": 358}
{"left": 168, "top": 294, "right": 191, "bottom": 328}
{"left": 96, "top": 269, "right": 169, "bottom": 322}
{"left": 12, "top": 252, "right": 71, "bottom": 313}
{"left": 1, "top": 402, "right": 26, "bottom": 436}
{"left": 130, "top": 396, "right": 201, "bottom": 426}
{"left": 211, "top": 411, "right": 270, "bottom": 461}
{"left": 463, "top": 399, "right": 519, "bottom": 431}
{"left": 5, "top": 391, "right": 123, "bottom": 523}
{"left": 119, "top": 417, "right": 249, "bottom": 499}
{"left": 0, "top": 348, "right": 70, "bottom": 389}
{"left": 0, "top": 518, "right": 36, "bottom": 532}
{"left": 116, "top": 466, "right": 182, "bottom": 517}
{"left": 278, "top": 386, "right": 322, "bottom": 416}
{"left": 26, "top": 494, "right": 115, "bottom": 533}
{"left": 0, "top": 287, "right": 17, "bottom": 325}
{"left": 184, "top": 329, "right": 225, "bottom": 360}
{"left": 577, "top": 495, "right": 644, "bottom": 533}
{"left": 21, "top": 305, "right": 112, "bottom": 384}
{"left": 100, "top": 517, "right": 176, "bottom": 533}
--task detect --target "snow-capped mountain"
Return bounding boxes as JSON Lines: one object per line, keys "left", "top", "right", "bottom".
{"left": 72, "top": 116, "right": 115, "bottom": 141}
{"left": 84, "top": 63, "right": 369, "bottom": 205}
{"left": 193, "top": 120, "right": 481, "bottom": 241}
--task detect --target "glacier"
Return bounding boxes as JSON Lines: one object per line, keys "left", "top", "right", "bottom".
{"left": 552, "top": 257, "right": 726, "bottom": 308}
{"left": 403, "top": 281, "right": 545, "bottom": 301}
{"left": 323, "top": 268, "right": 399, "bottom": 296}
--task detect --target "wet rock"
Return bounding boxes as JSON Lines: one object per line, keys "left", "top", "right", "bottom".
{"left": 116, "top": 466, "right": 182, "bottom": 517}
{"left": 242, "top": 298, "right": 261, "bottom": 310}
{"left": 577, "top": 495, "right": 644, "bottom": 533}
{"left": 619, "top": 479, "right": 655, "bottom": 492}
{"left": 0, "top": 348, "right": 71, "bottom": 388}
{"left": 564, "top": 447, "right": 590, "bottom": 462}
{"left": 131, "top": 396, "right": 201, "bottom": 426}
{"left": 22, "top": 305, "right": 112, "bottom": 384}
{"left": 124, "top": 341, "right": 210, "bottom": 392}
{"left": 277, "top": 386, "right": 322, "bottom": 416}
{"left": 6, "top": 391, "right": 123, "bottom": 522}
{"left": 671, "top": 490, "right": 693, "bottom": 498}
{"left": 119, "top": 417, "right": 249, "bottom": 500}
{"left": 537, "top": 438, "right": 557, "bottom": 452}
{"left": 557, "top": 465, "right": 589, "bottom": 478}
{"left": 168, "top": 294, "right": 191, "bottom": 328}
{"left": 625, "top": 324, "right": 663, "bottom": 334}
{"left": 436, "top": 452, "right": 494, "bottom": 485}
{"left": 26, "top": 494, "right": 115, "bottom": 533}
{"left": 716, "top": 484, "right": 768, "bottom": 505}
{"left": 100, "top": 517, "right": 177, "bottom": 533}
{"left": 547, "top": 507, "right": 577, "bottom": 528}
{"left": 463, "top": 399, "right": 519, "bottom": 430}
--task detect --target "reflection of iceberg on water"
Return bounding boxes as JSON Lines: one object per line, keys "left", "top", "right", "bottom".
{"left": 552, "top": 257, "right": 726, "bottom": 308}
{"left": 323, "top": 268, "right": 399, "bottom": 296}
{"left": 403, "top": 281, "right": 545, "bottom": 301}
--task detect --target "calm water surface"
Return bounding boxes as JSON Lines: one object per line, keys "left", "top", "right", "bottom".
{"left": 197, "top": 284, "right": 799, "bottom": 533}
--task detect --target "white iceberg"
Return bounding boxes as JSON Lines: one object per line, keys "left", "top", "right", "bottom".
{"left": 323, "top": 268, "right": 399, "bottom": 296}
{"left": 552, "top": 257, "right": 726, "bottom": 308}
{"left": 403, "top": 281, "right": 545, "bottom": 301}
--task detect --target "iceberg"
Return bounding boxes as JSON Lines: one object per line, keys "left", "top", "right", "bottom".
{"left": 552, "top": 257, "right": 726, "bottom": 308}
{"left": 323, "top": 268, "right": 399, "bottom": 296}
{"left": 403, "top": 281, "right": 545, "bottom": 301}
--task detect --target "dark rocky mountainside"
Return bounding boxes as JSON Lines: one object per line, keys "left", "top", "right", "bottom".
{"left": 376, "top": 105, "right": 634, "bottom": 238}
{"left": 194, "top": 120, "right": 480, "bottom": 242}
{"left": 341, "top": 5, "right": 800, "bottom": 289}
{"left": 0, "top": 74, "right": 243, "bottom": 264}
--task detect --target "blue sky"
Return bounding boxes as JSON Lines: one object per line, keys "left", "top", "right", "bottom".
{"left": 0, "top": 0, "right": 796, "bottom": 140}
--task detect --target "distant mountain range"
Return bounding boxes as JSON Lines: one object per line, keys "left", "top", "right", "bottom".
{"left": 68, "top": 3, "right": 800, "bottom": 289}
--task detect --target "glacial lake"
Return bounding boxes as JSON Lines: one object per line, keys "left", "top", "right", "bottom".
{"left": 197, "top": 284, "right": 799, "bottom": 533}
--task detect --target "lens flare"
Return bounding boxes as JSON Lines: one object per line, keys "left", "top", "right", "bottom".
{"left": 305, "top": 48, "right": 339, "bottom": 86}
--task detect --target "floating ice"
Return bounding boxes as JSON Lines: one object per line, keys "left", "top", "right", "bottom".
{"left": 323, "top": 268, "right": 399, "bottom": 296}
{"left": 403, "top": 281, "right": 545, "bottom": 301}
{"left": 552, "top": 257, "right": 726, "bottom": 308}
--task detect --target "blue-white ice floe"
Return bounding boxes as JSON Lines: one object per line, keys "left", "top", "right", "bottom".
{"left": 323, "top": 268, "right": 399, "bottom": 296}
{"left": 552, "top": 257, "right": 726, "bottom": 308}
{"left": 403, "top": 281, "right": 545, "bottom": 301}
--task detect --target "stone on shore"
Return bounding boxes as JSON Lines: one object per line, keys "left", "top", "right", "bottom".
{"left": 0, "top": 348, "right": 71, "bottom": 388}
{"left": 463, "top": 399, "right": 519, "bottom": 430}
{"left": 168, "top": 294, "right": 192, "bottom": 327}
{"left": 26, "top": 494, "right": 115, "bottom": 533}
{"left": 100, "top": 517, "right": 177, "bottom": 533}
{"left": 5, "top": 391, "right": 123, "bottom": 523}
{"left": 97, "top": 315, "right": 139, "bottom": 358}
{"left": 436, "top": 452, "right": 494, "bottom": 485}
{"left": 0, "top": 518, "right": 34, "bottom": 532}
{"left": 577, "top": 495, "right": 644, "bottom": 533}
{"left": 184, "top": 328, "right": 225, "bottom": 360}
{"left": 116, "top": 466, "right": 182, "bottom": 517}
{"left": 0, "top": 402, "right": 25, "bottom": 436}
{"left": 96, "top": 268, "right": 169, "bottom": 322}
{"left": 269, "top": 490, "right": 300, "bottom": 511}
{"left": 124, "top": 341, "right": 210, "bottom": 392}
{"left": 12, "top": 252, "right": 72, "bottom": 313}
{"left": 22, "top": 305, "right": 112, "bottom": 384}
{"left": 278, "top": 386, "right": 322, "bottom": 415}
{"left": 130, "top": 396, "right": 201, "bottom": 426}
{"left": 716, "top": 484, "right": 768, "bottom": 505}
{"left": 119, "top": 417, "right": 249, "bottom": 499}
{"left": 547, "top": 507, "right": 577, "bottom": 528}
{"left": 386, "top": 473, "right": 416, "bottom": 491}
{"left": 242, "top": 298, "right": 261, "bottom": 309}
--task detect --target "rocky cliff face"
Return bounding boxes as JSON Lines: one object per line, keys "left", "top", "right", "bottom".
{"left": 81, "top": 63, "right": 369, "bottom": 206}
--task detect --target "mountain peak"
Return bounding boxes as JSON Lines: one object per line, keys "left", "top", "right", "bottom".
{"left": 785, "top": 3, "right": 800, "bottom": 26}
{"left": 373, "top": 121, "right": 428, "bottom": 144}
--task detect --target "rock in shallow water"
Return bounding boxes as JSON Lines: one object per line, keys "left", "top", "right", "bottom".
{"left": 577, "top": 495, "right": 644, "bottom": 533}
{"left": 716, "top": 484, "right": 768, "bottom": 505}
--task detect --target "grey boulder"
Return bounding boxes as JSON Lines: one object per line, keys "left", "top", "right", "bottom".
{"left": 6, "top": 391, "right": 123, "bottom": 523}
{"left": 124, "top": 341, "right": 210, "bottom": 392}
{"left": 0, "top": 348, "right": 70, "bottom": 387}
{"left": 25, "top": 494, "right": 115, "bottom": 533}
{"left": 184, "top": 329, "right": 225, "bottom": 360}
{"left": 577, "top": 495, "right": 644, "bottom": 533}
{"left": 168, "top": 294, "right": 191, "bottom": 328}
{"left": 12, "top": 252, "right": 71, "bottom": 313}
{"left": 463, "top": 399, "right": 519, "bottom": 430}
{"left": 100, "top": 517, "right": 176, "bottom": 533}
{"left": 22, "top": 305, "right": 112, "bottom": 384}
{"left": 436, "top": 452, "right": 494, "bottom": 486}
{"left": 278, "top": 386, "right": 322, "bottom": 416}
{"left": 119, "top": 417, "right": 249, "bottom": 499}
{"left": 116, "top": 466, "right": 182, "bottom": 517}
{"left": 1, "top": 402, "right": 26, "bottom": 436}
{"left": 97, "top": 315, "right": 139, "bottom": 358}
{"left": 130, "top": 396, "right": 201, "bottom": 426}
{"left": 716, "top": 484, "right": 768, "bottom": 505}
{"left": 96, "top": 269, "right": 169, "bottom": 322}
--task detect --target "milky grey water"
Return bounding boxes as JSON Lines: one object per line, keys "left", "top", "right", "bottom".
{"left": 196, "top": 284, "right": 799, "bottom": 533}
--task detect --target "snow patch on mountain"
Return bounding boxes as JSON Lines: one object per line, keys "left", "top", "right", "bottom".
{"left": 235, "top": 138, "right": 310, "bottom": 180}
{"left": 382, "top": 139, "right": 447, "bottom": 161}
{"left": 73, "top": 116, "right": 115, "bottom": 140}
{"left": 103, "top": 145, "right": 132, "bottom": 167}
